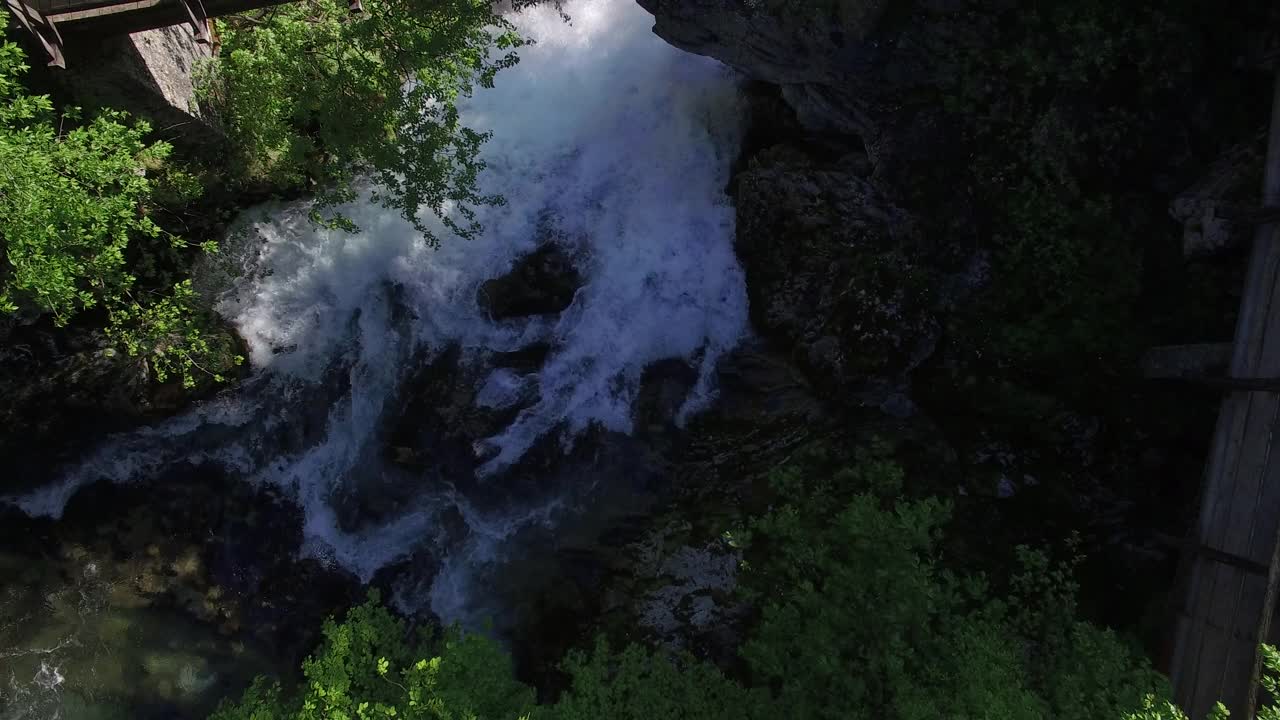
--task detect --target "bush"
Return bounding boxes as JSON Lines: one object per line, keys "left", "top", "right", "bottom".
{"left": 734, "top": 447, "right": 1168, "bottom": 720}
{"left": 209, "top": 593, "right": 536, "bottom": 720}
{"left": 212, "top": 448, "right": 1207, "bottom": 720}
{"left": 0, "top": 17, "right": 237, "bottom": 388}
{"left": 199, "top": 0, "right": 525, "bottom": 245}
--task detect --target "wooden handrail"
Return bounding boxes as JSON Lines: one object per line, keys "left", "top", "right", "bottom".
{"left": 1246, "top": 67, "right": 1280, "bottom": 720}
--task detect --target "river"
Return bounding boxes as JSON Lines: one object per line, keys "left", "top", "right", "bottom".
{"left": 1, "top": 1, "right": 748, "bottom": 717}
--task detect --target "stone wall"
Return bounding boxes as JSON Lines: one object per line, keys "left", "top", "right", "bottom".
{"left": 58, "top": 24, "right": 226, "bottom": 161}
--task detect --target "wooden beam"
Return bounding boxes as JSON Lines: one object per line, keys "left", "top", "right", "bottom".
{"left": 1204, "top": 544, "right": 1272, "bottom": 576}
{"left": 1197, "top": 377, "right": 1280, "bottom": 392}
{"left": 1216, "top": 203, "right": 1280, "bottom": 226}
{"left": 5, "top": 0, "right": 65, "bottom": 67}
{"left": 1143, "top": 343, "right": 1233, "bottom": 380}
{"left": 178, "top": 0, "right": 210, "bottom": 43}
{"left": 1153, "top": 531, "right": 1272, "bottom": 575}
{"left": 48, "top": 0, "right": 292, "bottom": 37}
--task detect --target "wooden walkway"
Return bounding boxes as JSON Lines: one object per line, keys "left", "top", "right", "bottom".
{"left": 5, "top": 0, "right": 295, "bottom": 67}
{"left": 1170, "top": 70, "right": 1280, "bottom": 719}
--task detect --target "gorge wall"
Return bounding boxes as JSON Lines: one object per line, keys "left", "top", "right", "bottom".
{"left": 639, "top": 0, "right": 972, "bottom": 412}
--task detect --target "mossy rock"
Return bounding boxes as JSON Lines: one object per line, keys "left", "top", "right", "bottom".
{"left": 734, "top": 142, "right": 939, "bottom": 395}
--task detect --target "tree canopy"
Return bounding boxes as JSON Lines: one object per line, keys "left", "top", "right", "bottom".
{"left": 0, "top": 18, "right": 170, "bottom": 323}
{"left": 0, "top": 17, "right": 238, "bottom": 388}
{"left": 208, "top": 447, "right": 1249, "bottom": 720}
{"left": 200, "top": 0, "right": 525, "bottom": 245}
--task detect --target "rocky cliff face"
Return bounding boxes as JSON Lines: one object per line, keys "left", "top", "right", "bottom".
{"left": 641, "top": 1, "right": 971, "bottom": 406}
{"left": 61, "top": 25, "right": 226, "bottom": 161}
{"left": 637, "top": 0, "right": 947, "bottom": 168}
{"left": 638, "top": 0, "right": 890, "bottom": 133}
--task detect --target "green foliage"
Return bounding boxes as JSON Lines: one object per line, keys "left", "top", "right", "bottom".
{"left": 0, "top": 20, "right": 166, "bottom": 323}
{"left": 546, "top": 640, "right": 769, "bottom": 720}
{"left": 1122, "top": 696, "right": 1228, "bottom": 720}
{"left": 733, "top": 446, "right": 1172, "bottom": 720}
{"left": 926, "top": 0, "right": 1262, "bottom": 379}
{"left": 1005, "top": 544, "right": 1170, "bottom": 720}
{"left": 107, "top": 280, "right": 243, "bottom": 389}
{"left": 200, "top": 0, "right": 525, "bottom": 245}
{"left": 934, "top": 1, "right": 1188, "bottom": 369}
{"left": 219, "top": 448, "right": 1280, "bottom": 720}
{"left": 211, "top": 592, "right": 535, "bottom": 720}
{"left": 1259, "top": 644, "right": 1280, "bottom": 720}
{"left": 740, "top": 454, "right": 1039, "bottom": 720}
{"left": 1119, "top": 643, "right": 1280, "bottom": 719}
{"left": 0, "top": 17, "right": 233, "bottom": 388}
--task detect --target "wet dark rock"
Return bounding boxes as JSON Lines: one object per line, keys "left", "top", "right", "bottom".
{"left": 0, "top": 323, "right": 147, "bottom": 492}
{"left": 477, "top": 243, "right": 583, "bottom": 320}
{"left": 734, "top": 142, "right": 939, "bottom": 397}
{"left": 388, "top": 348, "right": 523, "bottom": 444}
{"left": 0, "top": 316, "right": 248, "bottom": 496}
{"left": 633, "top": 358, "right": 698, "bottom": 435}
{"left": 714, "top": 344, "right": 823, "bottom": 422}
{"left": 345, "top": 339, "right": 555, "bottom": 531}
{"left": 491, "top": 343, "right": 552, "bottom": 372}
{"left": 637, "top": 0, "right": 948, "bottom": 166}
{"left": 0, "top": 463, "right": 360, "bottom": 714}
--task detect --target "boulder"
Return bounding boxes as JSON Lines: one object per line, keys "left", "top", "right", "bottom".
{"left": 734, "top": 142, "right": 938, "bottom": 396}
{"left": 1169, "top": 130, "right": 1267, "bottom": 258}
{"left": 637, "top": 0, "right": 945, "bottom": 165}
{"left": 477, "top": 244, "right": 583, "bottom": 320}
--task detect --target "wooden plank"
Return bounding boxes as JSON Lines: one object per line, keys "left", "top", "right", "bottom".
{"left": 47, "top": 0, "right": 162, "bottom": 21}
{"left": 1251, "top": 550, "right": 1280, "bottom": 718}
{"left": 1231, "top": 572, "right": 1269, "bottom": 707}
{"left": 1203, "top": 394, "right": 1253, "bottom": 564}
{"left": 1217, "top": 395, "right": 1274, "bottom": 557}
{"left": 1244, "top": 69, "right": 1280, "bottom": 720}
{"left": 1190, "top": 565, "right": 1236, "bottom": 713}
{"left": 48, "top": 0, "right": 293, "bottom": 38}
{"left": 1251, "top": 446, "right": 1280, "bottom": 567}
{"left": 1174, "top": 69, "right": 1280, "bottom": 719}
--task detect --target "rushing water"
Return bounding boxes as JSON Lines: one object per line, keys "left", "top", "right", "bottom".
{"left": 3, "top": 1, "right": 748, "bottom": 714}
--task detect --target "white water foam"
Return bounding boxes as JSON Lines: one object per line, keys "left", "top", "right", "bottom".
{"left": 5, "top": 0, "right": 748, "bottom": 620}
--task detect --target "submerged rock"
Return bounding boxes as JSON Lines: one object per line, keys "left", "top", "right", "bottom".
{"left": 0, "top": 320, "right": 245, "bottom": 496}
{"left": 477, "top": 243, "right": 583, "bottom": 320}
{"left": 634, "top": 534, "right": 745, "bottom": 654}
{"left": 0, "top": 465, "right": 359, "bottom": 720}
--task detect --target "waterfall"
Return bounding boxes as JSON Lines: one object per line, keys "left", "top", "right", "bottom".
{"left": 3, "top": 0, "right": 748, "bottom": 623}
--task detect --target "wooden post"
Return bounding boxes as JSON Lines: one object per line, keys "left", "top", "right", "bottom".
{"left": 178, "top": 0, "right": 210, "bottom": 43}
{"left": 1246, "top": 67, "right": 1280, "bottom": 720}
